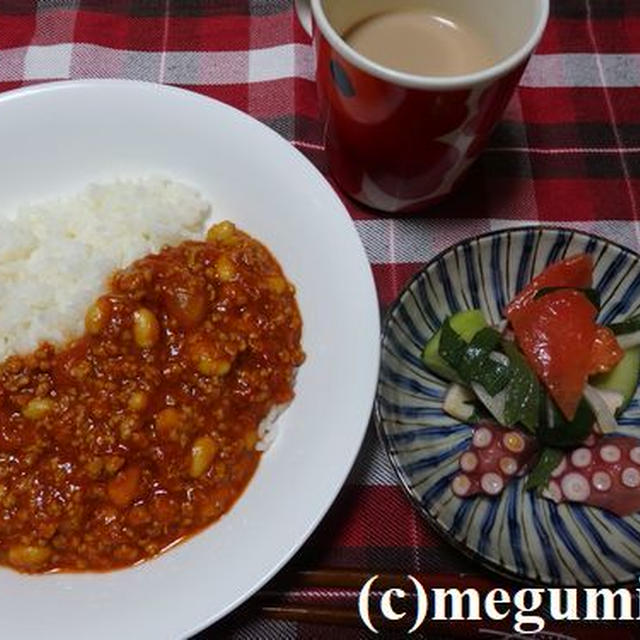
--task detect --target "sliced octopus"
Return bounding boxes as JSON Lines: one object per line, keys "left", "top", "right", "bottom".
{"left": 452, "top": 421, "right": 538, "bottom": 498}
{"left": 541, "top": 435, "right": 640, "bottom": 516}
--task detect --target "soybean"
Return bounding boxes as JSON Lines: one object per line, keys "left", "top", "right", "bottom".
{"left": 133, "top": 308, "right": 160, "bottom": 348}
{"left": 190, "top": 436, "right": 217, "bottom": 478}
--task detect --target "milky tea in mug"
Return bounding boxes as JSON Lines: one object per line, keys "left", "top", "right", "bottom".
{"left": 302, "top": 0, "right": 549, "bottom": 212}
{"left": 343, "top": 6, "right": 501, "bottom": 77}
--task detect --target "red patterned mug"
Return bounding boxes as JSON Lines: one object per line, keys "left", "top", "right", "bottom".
{"left": 296, "top": 0, "right": 549, "bottom": 213}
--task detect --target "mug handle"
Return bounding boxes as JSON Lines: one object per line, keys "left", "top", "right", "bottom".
{"left": 294, "top": 0, "right": 313, "bottom": 36}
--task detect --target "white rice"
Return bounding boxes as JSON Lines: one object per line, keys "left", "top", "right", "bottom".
{"left": 0, "top": 178, "right": 209, "bottom": 359}
{"left": 256, "top": 403, "right": 288, "bottom": 451}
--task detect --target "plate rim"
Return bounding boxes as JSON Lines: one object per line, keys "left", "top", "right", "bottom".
{"left": 374, "top": 224, "right": 640, "bottom": 587}
{"left": 0, "top": 78, "right": 381, "bottom": 636}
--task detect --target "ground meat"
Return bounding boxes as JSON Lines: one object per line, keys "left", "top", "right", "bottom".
{"left": 0, "top": 221, "right": 304, "bottom": 572}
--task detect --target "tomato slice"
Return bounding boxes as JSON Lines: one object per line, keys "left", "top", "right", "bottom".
{"left": 506, "top": 254, "right": 593, "bottom": 322}
{"left": 589, "top": 326, "right": 623, "bottom": 375}
{"left": 511, "top": 289, "right": 597, "bottom": 420}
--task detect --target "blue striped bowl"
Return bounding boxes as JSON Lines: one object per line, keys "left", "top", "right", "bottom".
{"left": 375, "top": 226, "right": 640, "bottom": 586}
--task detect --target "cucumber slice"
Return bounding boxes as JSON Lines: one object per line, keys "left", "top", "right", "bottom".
{"left": 421, "top": 310, "right": 487, "bottom": 382}
{"left": 538, "top": 396, "right": 593, "bottom": 448}
{"left": 456, "top": 328, "right": 510, "bottom": 395}
{"left": 526, "top": 448, "right": 564, "bottom": 491}
{"left": 591, "top": 347, "right": 640, "bottom": 414}
{"left": 616, "top": 332, "right": 640, "bottom": 350}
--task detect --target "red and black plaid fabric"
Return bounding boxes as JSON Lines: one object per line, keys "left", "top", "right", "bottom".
{"left": 1, "top": 1, "right": 640, "bottom": 638}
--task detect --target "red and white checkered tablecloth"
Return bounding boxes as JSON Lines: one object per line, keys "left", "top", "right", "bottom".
{"left": 1, "top": 1, "right": 640, "bottom": 638}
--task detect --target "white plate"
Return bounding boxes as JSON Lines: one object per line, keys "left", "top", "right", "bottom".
{"left": 0, "top": 80, "right": 380, "bottom": 639}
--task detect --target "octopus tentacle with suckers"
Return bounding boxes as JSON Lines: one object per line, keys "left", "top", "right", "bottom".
{"left": 541, "top": 435, "right": 640, "bottom": 516}
{"left": 451, "top": 422, "right": 538, "bottom": 498}
{"left": 453, "top": 423, "right": 640, "bottom": 517}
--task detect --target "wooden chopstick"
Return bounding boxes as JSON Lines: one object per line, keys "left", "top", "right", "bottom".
{"left": 267, "top": 567, "right": 501, "bottom": 590}
{"left": 260, "top": 604, "right": 379, "bottom": 627}
{"left": 257, "top": 568, "right": 640, "bottom": 636}
{"left": 257, "top": 568, "right": 501, "bottom": 635}
{"left": 259, "top": 603, "right": 474, "bottom": 635}
{"left": 259, "top": 602, "right": 497, "bottom": 637}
